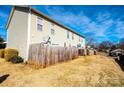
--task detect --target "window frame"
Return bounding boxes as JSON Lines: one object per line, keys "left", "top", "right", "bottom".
{"left": 37, "top": 24, "right": 43, "bottom": 31}
{"left": 37, "top": 17, "right": 43, "bottom": 31}
{"left": 51, "top": 28, "right": 55, "bottom": 35}
{"left": 51, "top": 23, "right": 55, "bottom": 26}
{"left": 72, "top": 33, "right": 74, "bottom": 40}
{"left": 79, "top": 37, "right": 80, "bottom": 42}
{"left": 67, "top": 31, "right": 69, "bottom": 39}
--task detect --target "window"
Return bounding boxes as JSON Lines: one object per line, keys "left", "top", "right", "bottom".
{"left": 37, "top": 24, "right": 43, "bottom": 31}
{"left": 51, "top": 29, "right": 55, "bottom": 35}
{"left": 72, "top": 33, "right": 74, "bottom": 40}
{"left": 37, "top": 17, "right": 43, "bottom": 24}
{"left": 67, "top": 31, "right": 69, "bottom": 39}
{"left": 37, "top": 17, "right": 43, "bottom": 31}
{"left": 80, "top": 38, "right": 83, "bottom": 42}
{"left": 51, "top": 23, "right": 55, "bottom": 26}
{"left": 82, "top": 38, "right": 83, "bottom": 42}
{"left": 79, "top": 37, "right": 83, "bottom": 42}
{"left": 77, "top": 44, "right": 81, "bottom": 48}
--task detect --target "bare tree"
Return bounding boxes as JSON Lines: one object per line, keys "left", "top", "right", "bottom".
{"left": 119, "top": 38, "right": 124, "bottom": 49}
{"left": 98, "top": 41, "right": 113, "bottom": 52}
{"left": 0, "top": 36, "right": 5, "bottom": 49}
{"left": 86, "top": 36, "right": 96, "bottom": 48}
{"left": 111, "top": 45, "right": 117, "bottom": 50}
{"left": 0, "top": 36, "right": 4, "bottom": 43}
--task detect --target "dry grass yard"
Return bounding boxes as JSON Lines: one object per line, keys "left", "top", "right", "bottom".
{"left": 0, "top": 54, "right": 124, "bottom": 87}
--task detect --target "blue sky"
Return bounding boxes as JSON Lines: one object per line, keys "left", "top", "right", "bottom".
{"left": 0, "top": 5, "right": 124, "bottom": 44}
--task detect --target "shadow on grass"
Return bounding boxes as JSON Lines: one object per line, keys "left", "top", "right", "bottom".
{"left": 0, "top": 74, "right": 9, "bottom": 84}
{"left": 115, "top": 55, "right": 124, "bottom": 71}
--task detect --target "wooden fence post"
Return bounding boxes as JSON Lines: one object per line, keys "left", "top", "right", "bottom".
{"left": 28, "top": 43, "right": 79, "bottom": 68}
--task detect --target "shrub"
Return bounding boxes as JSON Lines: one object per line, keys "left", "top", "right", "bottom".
{"left": 10, "top": 56, "right": 24, "bottom": 64}
{"left": 0, "top": 43, "right": 6, "bottom": 49}
{"left": 4, "top": 48, "right": 19, "bottom": 61}
{"left": 0, "top": 36, "right": 5, "bottom": 43}
{"left": 0, "top": 49, "right": 4, "bottom": 58}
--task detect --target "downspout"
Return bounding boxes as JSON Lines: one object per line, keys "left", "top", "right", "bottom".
{"left": 26, "top": 6, "right": 31, "bottom": 61}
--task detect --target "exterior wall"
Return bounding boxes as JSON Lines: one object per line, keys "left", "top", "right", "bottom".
{"left": 7, "top": 8, "right": 85, "bottom": 61}
{"left": 82, "top": 38, "right": 85, "bottom": 49}
{"left": 30, "top": 13, "right": 85, "bottom": 48}
{"left": 7, "top": 9, "right": 29, "bottom": 60}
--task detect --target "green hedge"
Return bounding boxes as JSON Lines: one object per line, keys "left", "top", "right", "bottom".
{"left": 10, "top": 56, "right": 24, "bottom": 64}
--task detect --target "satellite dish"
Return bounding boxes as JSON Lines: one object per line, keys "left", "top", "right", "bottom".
{"left": 42, "top": 36, "right": 51, "bottom": 44}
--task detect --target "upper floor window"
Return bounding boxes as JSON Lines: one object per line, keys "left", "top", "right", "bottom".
{"left": 37, "top": 24, "right": 43, "bottom": 31}
{"left": 37, "top": 17, "right": 43, "bottom": 24}
{"left": 51, "top": 29, "right": 55, "bottom": 35}
{"left": 67, "top": 31, "right": 69, "bottom": 39}
{"left": 72, "top": 33, "right": 74, "bottom": 40}
{"left": 79, "top": 37, "right": 80, "bottom": 42}
{"left": 51, "top": 23, "right": 55, "bottom": 26}
{"left": 37, "top": 17, "right": 43, "bottom": 31}
{"left": 82, "top": 38, "right": 83, "bottom": 42}
{"left": 80, "top": 38, "right": 83, "bottom": 42}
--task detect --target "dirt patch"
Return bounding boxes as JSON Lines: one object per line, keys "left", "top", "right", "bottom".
{"left": 0, "top": 54, "right": 124, "bottom": 87}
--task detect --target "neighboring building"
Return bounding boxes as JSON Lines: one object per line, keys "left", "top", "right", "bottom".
{"left": 6, "top": 6, "right": 85, "bottom": 60}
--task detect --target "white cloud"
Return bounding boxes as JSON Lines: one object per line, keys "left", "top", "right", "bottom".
{"left": 114, "top": 21, "right": 124, "bottom": 38}
{"left": 96, "top": 12, "right": 111, "bottom": 23}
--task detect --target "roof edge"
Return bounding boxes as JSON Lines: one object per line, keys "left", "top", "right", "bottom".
{"left": 31, "top": 8, "right": 85, "bottom": 38}
{"left": 6, "top": 6, "right": 15, "bottom": 29}
{"left": 6, "top": 6, "right": 85, "bottom": 38}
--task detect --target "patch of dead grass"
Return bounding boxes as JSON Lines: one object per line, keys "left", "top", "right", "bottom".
{"left": 0, "top": 54, "right": 124, "bottom": 87}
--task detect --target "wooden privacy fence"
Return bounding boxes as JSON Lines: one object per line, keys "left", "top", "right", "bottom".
{"left": 86, "top": 49, "right": 97, "bottom": 55}
{"left": 78, "top": 48, "right": 97, "bottom": 56}
{"left": 78, "top": 49, "right": 86, "bottom": 56}
{"left": 28, "top": 43, "right": 78, "bottom": 68}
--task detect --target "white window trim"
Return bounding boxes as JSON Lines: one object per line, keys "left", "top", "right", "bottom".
{"left": 51, "top": 23, "right": 55, "bottom": 26}
{"left": 72, "top": 33, "right": 74, "bottom": 40}
{"left": 67, "top": 31, "right": 69, "bottom": 39}
{"left": 37, "top": 16, "right": 43, "bottom": 31}
{"left": 51, "top": 28, "right": 55, "bottom": 35}
{"left": 37, "top": 24, "right": 43, "bottom": 31}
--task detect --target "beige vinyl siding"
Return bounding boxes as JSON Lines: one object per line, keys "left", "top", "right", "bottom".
{"left": 82, "top": 38, "right": 85, "bottom": 48}
{"left": 30, "top": 13, "right": 85, "bottom": 48}
{"left": 6, "top": 7, "right": 85, "bottom": 61}
{"left": 30, "top": 13, "right": 51, "bottom": 44}
{"left": 7, "top": 9, "right": 28, "bottom": 59}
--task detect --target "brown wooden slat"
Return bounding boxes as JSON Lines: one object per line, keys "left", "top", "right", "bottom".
{"left": 28, "top": 43, "right": 79, "bottom": 68}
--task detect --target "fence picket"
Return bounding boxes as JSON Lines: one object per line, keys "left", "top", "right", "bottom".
{"left": 28, "top": 43, "right": 78, "bottom": 68}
